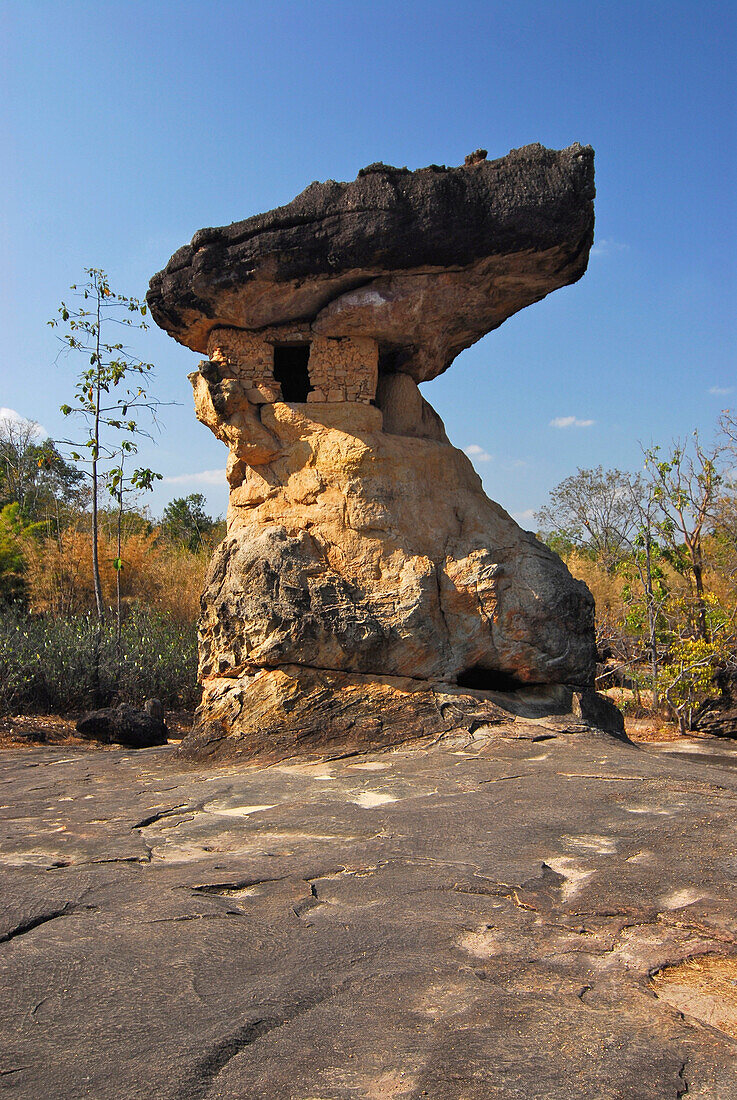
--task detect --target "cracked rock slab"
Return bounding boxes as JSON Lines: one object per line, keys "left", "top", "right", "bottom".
{"left": 1, "top": 731, "right": 736, "bottom": 1098}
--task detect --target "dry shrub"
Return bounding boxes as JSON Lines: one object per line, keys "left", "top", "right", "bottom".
{"left": 565, "top": 551, "right": 628, "bottom": 639}
{"left": 24, "top": 526, "right": 209, "bottom": 623}
{"left": 142, "top": 543, "right": 210, "bottom": 622}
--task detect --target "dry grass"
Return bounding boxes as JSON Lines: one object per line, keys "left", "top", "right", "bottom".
{"left": 624, "top": 716, "right": 682, "bottom": 743}
{"left": 652, "top": 955, "right": 737, "bottom": 1039}
{"left": 23, "top": 527, "right": 210, "bottom": 623}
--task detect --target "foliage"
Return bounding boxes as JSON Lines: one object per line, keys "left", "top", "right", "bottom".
{"left": 0, "top": 503, "right": 47, "bottom": 607}
{"left": 0, "top": 414, "right": 84, "bottom": 518}
{"left": 644, "top": 435, "right": 722, "bottom": 641}
{"left": 160, "top": 493, "right": 219, "bottom": 552}
{"left": 0, "top": 607, "right": 199, "bottom": 715}
{"left": 659, "top": 593, "right": 735, "bottom": 732}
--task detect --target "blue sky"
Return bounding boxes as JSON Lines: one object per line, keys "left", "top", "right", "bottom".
{"left": 2, "top": 0, "right": 735, "bottom": 523}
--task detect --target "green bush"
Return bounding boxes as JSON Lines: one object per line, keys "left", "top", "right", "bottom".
{"left": 0, "top": 608, "right": 199, "bottom": 715}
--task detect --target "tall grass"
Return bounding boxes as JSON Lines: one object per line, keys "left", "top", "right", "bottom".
{"left": 0, "top": 608, "right": 199, "bottom": 715}
{"left": 24, "top": 525, "right": 209, "bottom": 622}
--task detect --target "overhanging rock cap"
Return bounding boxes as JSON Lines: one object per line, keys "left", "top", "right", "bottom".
{"left": 148, "top": 142, "right": 594, "bottom": 382}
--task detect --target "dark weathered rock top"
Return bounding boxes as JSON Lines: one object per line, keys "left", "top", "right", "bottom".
{"left": 148, "top": 143, "right": 594, "bottom": 381}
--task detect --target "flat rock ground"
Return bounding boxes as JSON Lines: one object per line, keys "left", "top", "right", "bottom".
{"left": 1, "top": 723, "right": 736, "bottom": 1099}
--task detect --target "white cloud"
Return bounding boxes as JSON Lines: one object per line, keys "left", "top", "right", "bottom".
{"left": 549, "top": 415, "right": 595, "bottom": 429}
{"left": 709, "top": 386, "right": 733, "bottom": 396}
{"left": 502, "top": 457, "right": 529, "bottom": 470}
{"left": 0, "top": 407, "right": 47, "bottom": 438}
{"left": 162, "top": 469, "right": 226, "bottom": 486}
{"left": 590, "top": 238, "right": 629, "bottom": 257}
{"left": 464, "top": 443, "right": 493, "bottom": 462}
{"left": 512, "top": 508, "right": 536, "bottom": 527}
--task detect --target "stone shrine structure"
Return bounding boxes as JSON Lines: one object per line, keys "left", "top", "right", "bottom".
{"left": 148, "top": 143, "right": 606, "bottom": 760}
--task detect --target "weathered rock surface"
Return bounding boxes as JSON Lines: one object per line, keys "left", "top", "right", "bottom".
{"left": 1, "top": 731, "right": 736, "bottom": 1098}
{"left": 185, "top": 401, "right": 596, "bottom": 759}
{"left": 76, "top": 702, "right": 168, "bottom": 748}
{"left": 149, "top": 145, "right": 603, "bottom": 759}
{"left": 148, "top": 142, "right": 594, "bottom": 382}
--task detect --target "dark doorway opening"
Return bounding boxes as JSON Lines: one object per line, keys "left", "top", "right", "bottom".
{"left": 456, "top": 665, "right": 529, "bottom": 693}
{"left": 273, "top": 344, "right": 312, "bottom": 402}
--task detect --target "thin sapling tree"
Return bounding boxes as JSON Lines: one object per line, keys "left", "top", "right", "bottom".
{"left": 106, "top": 452, "right": 161, "bottom": 643}
{"left": 49, "top": 268, "right": 162, "bottom": 622}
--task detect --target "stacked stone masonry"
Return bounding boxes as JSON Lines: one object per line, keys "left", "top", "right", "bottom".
{"left": 207, "top": 326, "right": 378, "bottom": 405}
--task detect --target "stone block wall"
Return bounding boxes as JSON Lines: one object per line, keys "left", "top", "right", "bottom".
{"left": 207, "top": 328, "right": 282, "bottom": 403}
{"left": 206, "top": 326, "right": 378, "bottom": 405}
{"left": 306, "top": 336, "right": 378, "bottom": 404}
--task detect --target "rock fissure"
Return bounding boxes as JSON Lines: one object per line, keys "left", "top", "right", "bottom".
{"left": 132, "top": 803, "right": 197, "bottom": 829}
{"left": 432, "top": 561, "right": 453, "bottom": 651}
{"left": 142, "top": 912, "right": 246, "bottom": 925}
{"left": 86, "top": 853, "right": 152, "bottom": 866}
{"left": 172, "top": 987, "right": 345, "bottom": 1100}
{"left": 292, "top": 882, "right": 320, "bottom": 920}
{"left": 172, "top": 1015, "right": 290, "bottom": 1100}
{"left": 0, "top": 905, "right": 71, "bottom": 944}
{"left": 676, "top": 1059, "right": 690, "bottom": 1098}
{"left": 190, "top": 876, "right": 290, "bottom": 897}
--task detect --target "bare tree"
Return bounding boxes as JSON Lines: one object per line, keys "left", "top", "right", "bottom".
{"left": 535, "top": 465, "right": 640, "bottom": 572}
{"left": 0, "top": 415, "right": 44, "bottom": 513}
{"left": 624, "top": 474, "right": 670, "bottom": 707}
{"left": 0, "top": 415, "right": 84, "bottom": 520}
{"left": 644, "top": 434, "right": 722, "bottom": 642}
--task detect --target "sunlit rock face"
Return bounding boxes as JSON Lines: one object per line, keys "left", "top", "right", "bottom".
{"left": 148, "top": 143, "right": 598, "bottom": 760}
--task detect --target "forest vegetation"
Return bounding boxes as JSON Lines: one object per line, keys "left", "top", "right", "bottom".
{"left": 536, "top": 412, "right": 737, "bottom": 732}
{"left": 0, "top": 406, "right": 223, "bottom": 714}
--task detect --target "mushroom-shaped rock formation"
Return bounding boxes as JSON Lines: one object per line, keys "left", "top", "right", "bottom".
{"left": 149, "top": 143, "right": 602, "bottom": 761}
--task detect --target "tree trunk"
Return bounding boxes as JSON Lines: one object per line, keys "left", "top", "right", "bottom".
{"left": 116, "top": 484, "right": 122, "bottom": 647}
{"left": 644, "top": 537, "right": 660, "bottom": 709}
{"left": 91, "top": 291, "right": 105, "bottom": 622}
{"left": 692, "top": 556, "right": 709, "bottom": 642}
{"left": 91, "top": 453, "right": 104, "bottom": 621}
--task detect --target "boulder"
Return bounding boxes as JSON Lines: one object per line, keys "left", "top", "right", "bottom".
{"left": 200, "top": 402, "right": 594, "bottom": 686}
{"left": 692, "top": 671, "right": 737, "bottom": 738}
{"left": 147, "top": 145, "right": 613, "bottom": 760}
{"left": 184, "top": 399, "right": 597, "bottom": 759}
{"left": 76, "top": 703, "right": 168, "bottom": 748}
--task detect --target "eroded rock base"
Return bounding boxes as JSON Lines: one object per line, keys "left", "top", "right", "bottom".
{"left": 189, "top": 399, "right": 599, "bottom": 758}
{"left": 178, "top": 668, "right": 624, "bottom": 763}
